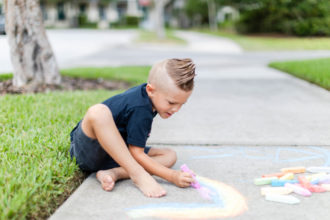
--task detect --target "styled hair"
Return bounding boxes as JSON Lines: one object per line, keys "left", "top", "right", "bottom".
{"left": 166, "top": 58, "right": 196, "bottom": 91}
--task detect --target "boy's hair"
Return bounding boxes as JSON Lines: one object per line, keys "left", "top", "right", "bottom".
{"left": 148, "top": 58, "right": 196, "bottom": 92}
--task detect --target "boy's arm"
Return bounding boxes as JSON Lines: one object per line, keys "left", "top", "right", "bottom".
{"left": 129, "top": 145, "right": 175, "bottom": 183}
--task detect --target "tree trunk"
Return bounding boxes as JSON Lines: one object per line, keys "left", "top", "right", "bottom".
{"left": 207, "top": 0, "right": 218, "bottom": 31}
{"left": 4, "top": 0, "right": 61, "bottom": 88}
{"left": 153, "top": 0, "right": 169, "bottom": 39}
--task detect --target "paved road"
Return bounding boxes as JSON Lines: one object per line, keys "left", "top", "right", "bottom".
{"left": 38, "top": 30, "right": 330, "bottom": 220}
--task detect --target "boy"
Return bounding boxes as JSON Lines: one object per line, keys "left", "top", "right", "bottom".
{"left": 70, "top": 58, "right": 196, "bottom": 198}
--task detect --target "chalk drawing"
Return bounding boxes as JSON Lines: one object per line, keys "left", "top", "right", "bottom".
{"left": 126, "top": 176, "right": 248, "bottom": 219}
{"left": 126, "top": 146, "right": 330, "bottom": 219}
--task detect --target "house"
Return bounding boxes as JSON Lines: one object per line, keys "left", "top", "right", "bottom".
{"left": 39, "top": 0, "right": 145, "bottom": 28}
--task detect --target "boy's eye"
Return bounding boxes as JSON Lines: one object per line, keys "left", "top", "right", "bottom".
{"left": 168, "top": 101, "right": 175, "bottom": 105}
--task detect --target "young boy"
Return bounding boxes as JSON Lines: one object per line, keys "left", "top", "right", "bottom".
{"left": 70, "top": 58, "right": 196, "bottom": 198}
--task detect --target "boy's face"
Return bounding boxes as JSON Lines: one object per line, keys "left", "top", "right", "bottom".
{"left": 146, "top": 83, "right": 192, "bottom": 119}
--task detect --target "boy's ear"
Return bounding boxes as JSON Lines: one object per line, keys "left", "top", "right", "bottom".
{"left": 146, "top": 83, "right": 155, "bottom": 94}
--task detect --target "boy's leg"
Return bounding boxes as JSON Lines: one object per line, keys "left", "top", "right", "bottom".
{"left": 81, "top": 104, "right": 166, "bottom": 198}
{"left": 96, "top": 148, "right": 177, "bottom": 191}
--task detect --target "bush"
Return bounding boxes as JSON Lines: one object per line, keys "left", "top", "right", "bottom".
{"left": 78, "top": 14, "right": 98, "bottom": 29}
{"left": 125, "top": 16, "right": 140, "bottom": 27}
{"left": 235, "top": 0, "right": 330, "bottom": 36}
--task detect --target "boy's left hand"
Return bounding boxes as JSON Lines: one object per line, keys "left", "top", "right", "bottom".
{"left": 171, "top": 170, "right": 195, "bottom": 188}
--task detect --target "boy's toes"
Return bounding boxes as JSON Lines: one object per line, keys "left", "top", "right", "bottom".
{"left": 101, "top": 175, "right": 115, "bottom": 191}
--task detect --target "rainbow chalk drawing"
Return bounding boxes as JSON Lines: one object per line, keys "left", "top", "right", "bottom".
{"left": 126, "top": 176, "right": 248, "bottom": 219}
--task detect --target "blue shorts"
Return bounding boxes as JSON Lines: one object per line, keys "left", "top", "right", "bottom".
{"left": 69, "top": 121, "right": 151, "bottom": 172}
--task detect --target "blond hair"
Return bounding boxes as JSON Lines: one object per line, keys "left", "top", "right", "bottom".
{"left": 148, "top": 58, "right": 196, "bottom": 92}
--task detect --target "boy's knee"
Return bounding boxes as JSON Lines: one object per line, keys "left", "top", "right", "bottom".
{"left": 165, "top": 148, "right": 177, "bottom": 166}
{"left": 86, "top": 104, "right": 111, "bottom": 123}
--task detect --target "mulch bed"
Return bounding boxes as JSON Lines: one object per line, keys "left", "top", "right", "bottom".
{"left": 0, "top": 76, "right": 131, "bottom": 95}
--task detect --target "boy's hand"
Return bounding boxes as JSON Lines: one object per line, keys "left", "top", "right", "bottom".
{"left": 171, "top": 170, "right": 195, "bottom": 188}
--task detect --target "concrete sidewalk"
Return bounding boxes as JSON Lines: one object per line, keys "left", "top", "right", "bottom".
{"left": 49, "top": 31, "right": 330, "bottom": 220}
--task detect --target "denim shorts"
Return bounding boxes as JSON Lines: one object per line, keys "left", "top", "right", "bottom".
{"left": 70, "top": 121, "right": 151, "bottom": 172}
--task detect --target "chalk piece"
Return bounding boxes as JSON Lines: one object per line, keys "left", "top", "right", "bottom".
{"left": 180, "top": 164, "right": 200, "bottom": 189}
{"left": 306, "top": 173, "right": 327, "bottom": 181}
{"left": 307, "top": 166, "right": 330, "bottom": 173}
{"left": 321, "top": 184, "right": 330, "bottom": 191}
{"left": 271, "top": 179, "right": 299, "bottom": 187}
{"left": 262, "top": 172, "right": 285, "bottom": 178}
{"left": 310, "top": 179, "right": 319, "bottom": 185}
{"left": 309, "top": 185, "right": 326, "bottom": 193}
{"left": 265, "top": 194, "right": 300, "bottom": 205}
{"left": 284, "top": 183, "right": 311, "bottom": 197}
{"left": 318, "top": 175, "right": 330, "bottom": 184}
{"left": 254, "top": 177, "right": 278, "bottom": 185}
{"left": 260, "top": 187, "right": 293, "bottom": 196}
{"left": 298, "top": 176, "right": 312, "bottom": 190}
{"left": 279, "top": 173, "right": 294, "bottom": 180}
{"left": 281, "top": 167, "right": 306, "bottom": 174}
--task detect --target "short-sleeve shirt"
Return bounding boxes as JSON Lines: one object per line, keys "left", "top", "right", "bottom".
{"left": 71, "top": 83, "right": 156, "bottom": 149}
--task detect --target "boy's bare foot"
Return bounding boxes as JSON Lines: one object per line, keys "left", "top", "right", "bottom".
{"left": 130, "top": 169, "right": 166, "bottom": 198}
{"left": 96, "top": 170, "right": 117, "bottom": 191}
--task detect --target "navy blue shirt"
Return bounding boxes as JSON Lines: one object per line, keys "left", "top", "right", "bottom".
{"left": 101, "top": 83, "right": 157, "bottom": 148}
{"left": 68, "top": 83, "right": 153, "bottom": 149}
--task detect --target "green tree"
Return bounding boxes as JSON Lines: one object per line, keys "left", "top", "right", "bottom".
{"left": 234, "top": 0, "right": 330, "bottom": 36}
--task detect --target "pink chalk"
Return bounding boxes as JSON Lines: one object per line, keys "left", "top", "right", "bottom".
{"left": 309, "top": 185, "right": 327, "bottom": 193}
{"left": 298, "top": 176, "right": 326, "bottom": 193}
{"left": 180, "top": 164, "right": 213, "bottom": 200}
{"left": 180, "top": 164, "right": 200, "bottom": 189}
{"left": 285, "top": 183, "right": 311, "bottom": 197}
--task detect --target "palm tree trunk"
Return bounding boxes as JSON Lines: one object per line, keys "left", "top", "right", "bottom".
{"left": 4, "top": 0, "right": 60, "bottom": 88}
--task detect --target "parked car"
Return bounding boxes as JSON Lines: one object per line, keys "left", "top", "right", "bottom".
{"left": 0, "top": 15, "right": 6, "bottom": 35}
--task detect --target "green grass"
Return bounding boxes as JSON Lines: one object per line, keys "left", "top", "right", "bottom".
{"left": 0, "top": 66, "right": 150, "bottom": 219}
{"left": 0, "top": 73, "right": 14, "bottom": 81}
{"left": 135, "top": 29, "right": 187, "bottom": 45}
{"left": 269, "top": 58, "right": 330, "bottom": 90}
{"left": 199, "top": 29, "right": 330, "bottom": 51}
{"left": 1, "top": 66, "right": 151, "bottom": 85}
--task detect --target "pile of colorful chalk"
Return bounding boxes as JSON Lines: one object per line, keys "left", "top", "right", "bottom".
{"left": 254, "top": 166, "right": 330, "bottom": 204}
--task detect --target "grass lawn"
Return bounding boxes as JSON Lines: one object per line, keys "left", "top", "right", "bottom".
{"left": 0, "top": 66, "right": 150, "bottom": 219}
{"left": 199, "top": 29, "right": 330, "bottom": 51}
{"left": 269, "top": 58, "right": 330, "bottom": 90}
{"left": 135, "top": 29, "right": 187, "bottom": 45}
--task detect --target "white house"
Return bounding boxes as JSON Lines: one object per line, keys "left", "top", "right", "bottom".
{"left": 40, "top": 0, "right": 143, "bottom": 28}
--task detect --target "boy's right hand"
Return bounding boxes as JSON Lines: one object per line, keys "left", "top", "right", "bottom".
{"left": 171, "top": 170, "right": 195, "bottom": 188}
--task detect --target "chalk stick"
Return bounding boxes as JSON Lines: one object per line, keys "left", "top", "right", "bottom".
{"left": 307, "top": 166, "right": 330, "bottom": 173}
{"left": 317, "top": 175, "right": 330, "bottom": 184}
{"left": 297, "top": 176, "right": 325, "bottom": 192}
{"left": 265, "top": 194, "right": 300, "bottom": 205}
{"left": 298, "top": 176, "right": 312, "bottom": 190}
{"left": 262, "top": 172, "right": 286, "bottom": 178}
{"left": 284, "top": 183, "right": 311, "bottom": 197}
{"left": 310, "top": 179, "right": 319, "bottom": 185}
{"left": 180, "top": 164, "right": 200, "bottom": 189}
{"left": 321, "top": 184, "right": 330, "bottom": 191}
{"left": 281, "top": 167, "right": 306, "bottom": 174}
{"left": 271, "top": 179, "right": 299, "bottom": 187}
{"left": 279, "top": 173, "right": 294, "bottom": 180}
{"left": 260, "top": 187, "right": 293, "bottom": 196}
{"left": 309, "top": 185, "right": 326, "bottom": 193}
{"left": 254, "top": 177, "right": 278, "bottom": 185}
{"left": 305, "top": 172, "right": 327, "bottom": 181}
